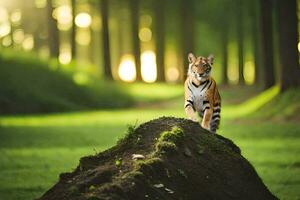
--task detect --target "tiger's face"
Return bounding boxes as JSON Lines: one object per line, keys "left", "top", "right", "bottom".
{"left": 188, "top": 53, "right": 214, "bottom": 81}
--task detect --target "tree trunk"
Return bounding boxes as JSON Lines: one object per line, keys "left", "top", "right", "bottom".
{"left": 260, "top": 0, "right": 276, "bottom": 89}
{"left": 117, "top": 2, "right": 125, "bottom": 65}
{"left": 154, "top": 0, "right": 166, "bottom": 82}
{"left": 47, "top": 0, "right": 59, "bottom": 59}
{"left": 251, "top": 0, "right": 262, "bottom": 85}
{"left": 100, "top": 0, "right": 113, "bottom": 79}
{"left": 221, "top": 26, "right": 229, "bottom": 85}
{"left": 237, "top": 0, "right": 245, "bottom": 85}
{"left": 181, "top": 0, "right": 195, "bottom": 81}
{"left": 71, "top": 0, "right": 76, "bottom": 60}
{"left": 129, "top": 0, "right": 142, "bottom": 81}
{"left": 277, "top": 0, "right": 300, "bottom": 92}
{"left": 9, "top": 12, "right": 15, "bottom": 48}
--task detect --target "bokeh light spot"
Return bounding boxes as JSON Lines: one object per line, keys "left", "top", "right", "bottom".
{"left": 0, "top": 22, "right": 11, "bottom": 38}
{"left": 75, "top": 12, "right": 92, "bottom": 28}
{"left": 22, "top": 35, "right": 34, "bottom": 51}
{"left": 167, "top": 67, "right": 180, "bottom": 83}
{"left": 55, "top": 5, "right": 72, "bottom": 31}
{"left": 13, "top": 29, "right": 25, "bottom": 44}
{"left": 140, "top": 15, "right": 152, "bottom": 27}
{"left": 2, "top": 35, "right": 12, "bottom": 46}
{"left": 118, "top": 54, "right": 136, "bottom": 82}
{"left": 139, "top": 28, "right": 152, "bottom": 42}
{"left": 141, "top": 51, "right": 157, "bottom": 83}
{"left": 76, "top": 29, "right": 91, "bottom": 46}
{"left": 59, "top": 44, "right": 72, "bottom": 65}
{"left": 244, "top": 61, "right": 255, "bottom": 85}
{"left": 10, "top": 9, "right": 22, "bottom": 26}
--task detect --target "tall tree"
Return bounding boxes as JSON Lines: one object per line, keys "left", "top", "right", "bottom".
{"left": 9, "top": 11, "right": 15, "bottom": 48}
{"left": 277, "top": 0, "right": 300, "bottom": 91}
{"left": 46, "top": 0, "right": 59, "bottom": 59}
{"left": 218, "top": 0, "right": 231, "bottom": 85}
{"left": 236, "top": 0, "right": 245, "bottom": 84}
{"left": 260, "top": 0, "right": 276, "bottom": 89}
{"left": 116, "top": 2, "right": 125, "bottom": 64}
{"left": 100, "top": 0, "right": 113, "bottom": 79}
{"left": 251, "top": 0, "right": 262, "bottom": 85}
{"left": 154, "top": 0, "right": 166, "bottom": 82}
{"left": 221, "top": 24, "right": 229, "bottom": 85}
{"left": 71, "top": 0, "right": 76, "bottom": 60}
{"left": 129, "top": 0, "right": 142, "bottom": 81}
{"left": 181, "top": 0, "right": 195, "bottom": 80}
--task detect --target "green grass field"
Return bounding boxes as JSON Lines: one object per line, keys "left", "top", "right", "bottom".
{"left": 0, "top": 84, "right": 299, "bottom": 200}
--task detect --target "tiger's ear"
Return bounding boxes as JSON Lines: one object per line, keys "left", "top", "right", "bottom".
{"left": 207, "top": 54, "right": 214, "bottom": 65}
{"left": 188, "top": 53, "right": 196, "bottom": 64}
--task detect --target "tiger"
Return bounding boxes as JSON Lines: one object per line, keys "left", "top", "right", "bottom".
{"left": 184, "top": 53, "right": 221, "bottom": 133}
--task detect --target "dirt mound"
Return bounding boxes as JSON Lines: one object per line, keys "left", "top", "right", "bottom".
{"left": 39, "top": 117, "right": 277, "bottom": 200}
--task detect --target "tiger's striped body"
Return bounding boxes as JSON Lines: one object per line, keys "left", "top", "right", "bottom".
{"left": 184, "top": 53, "right": 221, "bottom": 133}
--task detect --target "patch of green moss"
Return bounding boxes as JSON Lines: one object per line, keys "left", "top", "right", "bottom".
{"left": 155, "top": 141, "right": 177, "bottom": 154}
{"left": 135, "top": 157, "right": 163, "bottom": 170}
{"left": 136, "top": 157, "right": 163, "bottom": 168}
{"left": 88, "top": 185, "right": 96, "bottom": 191}
{"left": 154, "top": 126, "right": 184, "bottom": 155}
{"left": 115, "top": 158, "right": 122, "bottom": 168}
{"left": 158, "top": 126, "right": 185, "bottom": 144}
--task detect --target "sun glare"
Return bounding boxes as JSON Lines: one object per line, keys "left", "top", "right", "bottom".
{"left": 54, "top": 5, "right": 72, "bottom": 31}
{"left": 244, "top": 61, "right": 255, "bottom": 85}
{"left": 75, "top": 12, "right": 92, "bottom": 28}
{"left": 0, "top": 7, "right": 10, "bottom": 38}
{"left": 12, "top": 29, "right": 24, "bottom": 44}
{"left": 10, "top": 9, "right": 22, "bottom": 26}
{"left": 0, "top": 22, "right": 10, "bottom": 38}
{"left": 228, "top": 42, "right": 239, "bottom": 84}
{"left": 141, "top": 51, "right": 157, "bottom": 83}
{"left": 59, "top": 44, "right": 71, "bottom": 65}
{"left": 118, "top": 55, "right": 136, "bottom": 82}
{"left": 166, "top": 50, "right": 180, "bottom": 82}
{"left": 22, "top": 34, "right": 34, "bottom": 51}
{"left": 2, "top": 35, "right": 11, "bottom": 47}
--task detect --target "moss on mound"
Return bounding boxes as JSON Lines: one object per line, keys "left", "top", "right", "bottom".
{"left": 39, "top": 117, "right": 277, "bottom": 200}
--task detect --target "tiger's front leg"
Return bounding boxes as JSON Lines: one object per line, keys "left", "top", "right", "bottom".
{"left": 201, "top": 107, "right": 213, "bottom": 131}
{"left": 185, "top": 106, "right": 197, "bottom": 122}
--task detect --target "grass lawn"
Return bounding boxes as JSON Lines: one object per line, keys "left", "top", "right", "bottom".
{"left": 0, "top": 84, "right": 299, "bottom": 200}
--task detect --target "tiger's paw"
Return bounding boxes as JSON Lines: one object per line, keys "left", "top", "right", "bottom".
{"left": 189, "top": 116, "right": 198, "bottom": 122}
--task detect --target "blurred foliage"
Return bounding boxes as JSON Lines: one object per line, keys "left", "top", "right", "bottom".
{"left": 0, "top": 50, "right": 133, "bottom": 114}
{"left": 223, "top": 86, "right": 280, "bottom": 119}
{"left": 251, "top": 88, "right": 300, "bottom": 120}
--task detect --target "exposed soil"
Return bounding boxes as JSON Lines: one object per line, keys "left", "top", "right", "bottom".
{"left": 39, "top": 117, "right": 277, "bottom": 200}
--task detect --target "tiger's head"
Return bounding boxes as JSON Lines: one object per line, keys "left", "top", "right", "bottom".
{"left": 187, "top": 53, "right": 214, "bottom": 82}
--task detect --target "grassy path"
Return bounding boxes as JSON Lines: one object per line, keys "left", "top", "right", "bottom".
{"left": 0, "top": 86, "right": 299, "bottom": 200}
